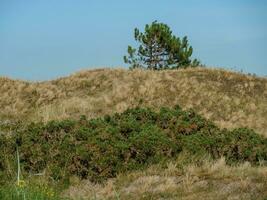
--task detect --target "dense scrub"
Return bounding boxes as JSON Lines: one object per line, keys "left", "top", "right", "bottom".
{"left": 1, "top": 106, "right": 267, "bottom": 184}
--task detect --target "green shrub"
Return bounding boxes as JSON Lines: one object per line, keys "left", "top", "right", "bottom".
{"left": 181, "top": 127, "right": 267, "bottom": 163}
{"left": 0, "top": 106, "right": 266, "bottom": 184}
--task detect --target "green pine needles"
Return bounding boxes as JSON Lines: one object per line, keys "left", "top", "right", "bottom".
{"left": 124, "top": 21, "right": 200, "bottom": 70}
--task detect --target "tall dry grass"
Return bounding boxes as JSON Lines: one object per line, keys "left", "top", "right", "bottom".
{"left": 1, "top": 67, "right": 267, "bottom": 136}
{"left": 63, "top": 154, "right": 267, "bottom": 200}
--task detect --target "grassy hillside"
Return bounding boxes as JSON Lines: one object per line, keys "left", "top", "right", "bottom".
{"left": 1, "top": 67, "right": 267, "bottom": 136}
{"left": 1, "top": 67, "right": 267, "bottom": 200}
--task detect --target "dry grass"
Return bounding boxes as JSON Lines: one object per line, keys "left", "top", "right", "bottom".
{"left": 1, "top": 67, "right": 267, "bottom": 199}
{"left": 1, "top": 67, "right": 267, "bottom": 136}
{"left": 63, "top": 154, "right": 267, "bottom": 200}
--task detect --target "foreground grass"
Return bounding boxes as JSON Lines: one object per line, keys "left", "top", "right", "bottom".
{"left": 2, "top": 155, "right": 266, "bottom": 200}
{"left": 1, "top": 67, "right": 267, "bottom": 136}
{"left": 63, "top": 155, "right": 267, "bottom": 200}
{"left": 0, "top": 182, "right": 64, "bottom": 200}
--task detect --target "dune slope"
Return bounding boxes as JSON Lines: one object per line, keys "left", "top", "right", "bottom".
{"left": 1, "top": 67, "right": 266, "bottom": 136}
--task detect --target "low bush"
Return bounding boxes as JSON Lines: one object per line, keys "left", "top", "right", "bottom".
{"left": 0, "top": 106, "right": 266, "bottom": 184}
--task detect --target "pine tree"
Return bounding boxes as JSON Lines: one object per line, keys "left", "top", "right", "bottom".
{"left": 124, "top": 21, "right": 200, "bottom": 70}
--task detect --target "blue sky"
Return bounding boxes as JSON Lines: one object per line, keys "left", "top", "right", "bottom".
{"left": 0, "top": 0, "right": 267, "bottom": 80}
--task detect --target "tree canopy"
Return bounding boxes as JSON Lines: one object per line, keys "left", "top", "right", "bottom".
{"left": 124, "top": 21, "right": 200, "bottom": 70}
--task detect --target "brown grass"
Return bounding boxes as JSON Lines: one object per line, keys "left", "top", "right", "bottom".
{"left": 1, "top": 67, "right": 266, "bottom": 136}
{"left": 63, "top": 154, "right": 267, "bottom": 200}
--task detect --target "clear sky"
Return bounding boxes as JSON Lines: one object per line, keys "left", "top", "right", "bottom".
{"left": 0, "top": 0, "right": 267, "bottom": 80}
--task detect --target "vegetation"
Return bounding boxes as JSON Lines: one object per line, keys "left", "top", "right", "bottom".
{"left": 1, "top": 68, "right": 267, "bottom": 199}
{"left": 0, "top": 183, "right": 63, "bottom": 200}
{"left": 64, "top": 155, "right": 267, "bottom": 200}
{"left": 1, "top": 68, "right": 267, "bottom": 137}
{"left": 1, "top": 106, "right": 266, "bottom": 187}
{"left": 124, "top": 21, "right": 200, "bottom": 69}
